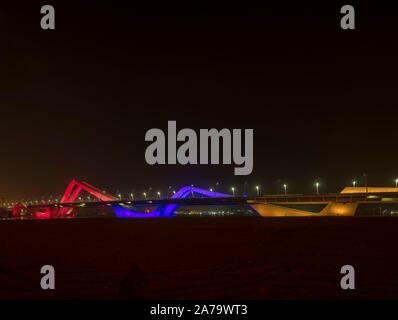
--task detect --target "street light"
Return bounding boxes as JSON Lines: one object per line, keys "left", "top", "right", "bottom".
{"left": 157, "top": 192, "right": 161, "bottom": 199}
{"left": 231, "top": 187, "right": 235, "bottom": 196}
{"left": 352, "top": 180, "right": 356, "bottom": 187}
{"left": 168, "top": 186, "right": 172, "bottom": 198}
{"left": 283, "top": 184, "right": 287, "bottom": 195}
{"left": 255, "top": 185, "right": 259, "bottom": 196}
{"left": 130, "top": 193, "right": 134, "bottom": 200}
{"left": 143, "top": 192, "right": 147, "bottom": 200}
{"left": 315, "top": 182, "right": 320, "bottom": 194}
{"left": 395, "top": 179, "right": 398, "bottom": 188}
{"left": 148, "top": 187, "right": 152, "bottom": 198}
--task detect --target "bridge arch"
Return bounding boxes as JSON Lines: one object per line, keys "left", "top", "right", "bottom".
{"left": 111, "top": 186, "right": 231, "bottom": 218}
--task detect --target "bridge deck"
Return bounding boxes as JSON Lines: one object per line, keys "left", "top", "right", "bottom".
{"left": 26, "top": 192, "right": 398, "bottom": 210}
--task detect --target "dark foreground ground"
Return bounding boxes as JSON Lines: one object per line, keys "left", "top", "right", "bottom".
{"left": 0, "top": 217, "right": 397, "bottom": 299}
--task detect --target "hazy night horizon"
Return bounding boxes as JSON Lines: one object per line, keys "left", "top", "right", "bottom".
{"left": 1, "top": 1, "right": 397, "bottom": 199}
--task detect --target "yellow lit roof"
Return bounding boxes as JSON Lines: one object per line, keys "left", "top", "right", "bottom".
{"left": 341, "top": 187, "right": 398, "bottom": 194}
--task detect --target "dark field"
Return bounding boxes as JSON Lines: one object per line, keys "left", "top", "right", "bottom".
{"left": 0, "top": 217, "right": 397, "bottom": 299}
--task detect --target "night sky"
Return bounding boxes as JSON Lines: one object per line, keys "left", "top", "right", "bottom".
{"left": 1, "top": 1, "right": 398, "bottom": 199}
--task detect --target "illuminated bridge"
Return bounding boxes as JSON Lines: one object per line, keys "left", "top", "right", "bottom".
{"left": 11, "top": 181, "right": 398, "bottom": 219}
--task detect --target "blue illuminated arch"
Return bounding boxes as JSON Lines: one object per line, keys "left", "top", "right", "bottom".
{"left": 111, "top": 186, "right": 230, "bottom": 218}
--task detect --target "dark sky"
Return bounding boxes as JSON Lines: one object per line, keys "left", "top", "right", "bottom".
{"left": 1, "top": 1, "right": 398, "bottom": 199}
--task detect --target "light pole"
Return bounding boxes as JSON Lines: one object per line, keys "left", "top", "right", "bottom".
{"left": 231, "top": 187, "right": 235, "bottom": 196}
{"left": 143, "top": 192, "right": 147, "bottom": 200}
{"left": 283, "top": 184, "right": 287, "bottom": 195}
{"left": 148, "top": 187, "right": 152, "bottom": 198}
{"left": 157, "top": 192, "right": 161, "bottom": 199}
{"left": 256, "top": 185, "right": 259, "bottom": 196}
{"left": 363, "top": 173, "right": 368, "bottom": 193}
{"left": 352, "top": 180, "right": 356, "bottom": 188}
{"left": 167, "top": 186, "right": 172, "bottom": 199}
{"left": 130, "top": 193, "right": 134, "bottom": 200}
{"left": 395, "top": 179, "right": 398, "bottom": 188}
{"left": 315, "top": 182, "right": 319, "bottom": 194}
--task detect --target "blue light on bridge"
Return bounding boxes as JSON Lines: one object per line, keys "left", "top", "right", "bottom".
{"left": 111, "top": 186, "right": 231, "bottom": 218}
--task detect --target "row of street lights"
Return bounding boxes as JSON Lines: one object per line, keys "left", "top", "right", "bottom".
{"left": 117, "top": 189, "right": 179, "bottom": 200}
{"left": 230, "top": 178, "right": 398, "bottom": 197}
{"left": 352, "top": 179, "right": 398, "bottom": 188}
{"left": 233, "top": 184, "right": 289, "bottom": 196}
